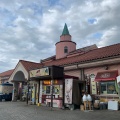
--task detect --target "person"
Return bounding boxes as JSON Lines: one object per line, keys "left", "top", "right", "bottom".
{"left": 82, "top": 92, "right": 92, "bottom": 110}
{"left": 82, "top": 92, "right": 87, "bottom": 110}
{"left": 86, "top": 92, "right": 92, "bottom": 110}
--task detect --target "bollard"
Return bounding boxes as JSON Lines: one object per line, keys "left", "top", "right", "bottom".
{"left": 37, "top": 103, "right": 40, "bottom": 106}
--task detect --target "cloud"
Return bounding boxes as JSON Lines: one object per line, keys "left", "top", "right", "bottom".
{"left": 0, "top": 0, "right": 120, "bottom": 72}
{"left": 98, "top": 26, "right": 120, "bottom": 47}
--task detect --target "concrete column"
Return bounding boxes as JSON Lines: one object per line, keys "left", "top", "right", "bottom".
{"left": 12, "top": 82, "right": 18, "bottom": 101}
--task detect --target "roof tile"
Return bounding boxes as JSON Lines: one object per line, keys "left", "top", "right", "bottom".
{"left": 0, "top": 69, "right": 14, "bottom": 77}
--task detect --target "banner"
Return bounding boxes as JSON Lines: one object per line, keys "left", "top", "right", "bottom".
{"left": 64, "top": 79, "right": 73, "bottom": 104}
{"left": 30, "top": 67, "right": 49, "bottom": 78}
{"left": 91, "top": 77, "right": 97, "bottom": 94}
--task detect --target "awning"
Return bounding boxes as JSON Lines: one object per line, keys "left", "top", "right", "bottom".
{"left": 95, "top": 70, "right": 118, "bottom": 82}
{"left": 64, "top": 75, "right": 78, "bottom": 79}
{"left": 11, "top": 80, "right": 27, "bottom": 82}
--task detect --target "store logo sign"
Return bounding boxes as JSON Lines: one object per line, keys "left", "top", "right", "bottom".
{"left": 30, "top": 67, "right": 49, "bottom": 77}
{"left": 100, "top": 73, "right": 110, "bottom": 78}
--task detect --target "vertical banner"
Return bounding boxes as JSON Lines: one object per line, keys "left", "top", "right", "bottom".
{"left": 39, "top": 81, "right": 42, "bottom": 103}
{"left": 91, "top": 77, "right": 97, "bottom": 94}
{"left": 32, "top": 86, "right": 35, "bottom": 104}
{"left": 64, "top": 79, "right": 73, "bottom": 104}
{"left": 51, "top": 79, "right": 53, "bottom": 108}
{"left": 117, "top": 76, "right": 120, "bottom": 99}
{"left": 59, "top": 85, "right": 63, "bottom": 97}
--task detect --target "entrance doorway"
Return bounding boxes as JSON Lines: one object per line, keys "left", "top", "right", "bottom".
{"left": 12, "top": 71, "right": 27, "bottom": 101}
{"left": 79, "top": 82, "right": 85, "bottom": 104}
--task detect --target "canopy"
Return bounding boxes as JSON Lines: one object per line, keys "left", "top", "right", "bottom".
{"left": 95, "top": 70, "right": 118, "bottom": 82}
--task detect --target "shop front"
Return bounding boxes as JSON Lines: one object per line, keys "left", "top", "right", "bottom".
{"left": 95, "top": 70, "right": 119, "bottom": 99}
{"left": 41, "top": 79, "right": 63, "bottom": 108}
{"left": 91, "top": 70, "right": 120, "bottom": 110}
{"left": 29, "top": 65, "right": 64, "bottom": 108}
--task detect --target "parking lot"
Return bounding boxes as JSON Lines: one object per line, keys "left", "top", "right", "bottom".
{"left": 0, "top": 102, "right": 120, "bottom": 120}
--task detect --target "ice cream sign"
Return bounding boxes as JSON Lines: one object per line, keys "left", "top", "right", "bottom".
{"left": 30, "top": 67, "right": 49, "bottom": 78}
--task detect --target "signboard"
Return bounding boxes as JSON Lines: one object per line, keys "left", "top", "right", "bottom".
{"left": 64, "top": 79, "right": 73, "bottom": 104}
{"left": 1, "top": 76, "right": 9, "bottom": 80}
{"left": 30, "top": 67, "right": 49, "bottom": 78}
{"left": 117, "top": 76, "right": 120, "bottom": 84}
{"left": 100, "top": 73, "right": 110, "bottom": 78}
{"left": 43, "top": 80, "right": 58, "bottom": 85}
{"left": 91, "top": 77, "right": 97, "bottom": 94}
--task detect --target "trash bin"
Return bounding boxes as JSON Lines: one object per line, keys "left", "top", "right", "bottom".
{"left": 100, "top": 102, "right": 104, "bottom": 110}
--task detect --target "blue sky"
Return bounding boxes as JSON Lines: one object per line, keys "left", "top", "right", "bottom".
{"left": 0, "top": 0, "right": 120, "bottom": 72}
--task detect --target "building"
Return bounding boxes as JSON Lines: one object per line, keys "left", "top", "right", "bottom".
{"left": 0, "top": 69, "right": 14, "bottom": 84}
{"left": 7, "top": 23, "right": 120, "bottom": 108}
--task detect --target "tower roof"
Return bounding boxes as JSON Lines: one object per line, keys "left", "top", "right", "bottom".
{"left": 62, "top": 23, "right": 70, "bottom": 35}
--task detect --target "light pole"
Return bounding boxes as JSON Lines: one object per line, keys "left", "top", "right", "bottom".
{"left": 26, "top": 80, "right": 30, "bottom": 105}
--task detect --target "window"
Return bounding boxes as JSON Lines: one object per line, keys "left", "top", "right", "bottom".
{"left": 42, "top": 85, "right": 60, "bottom": 95}
{"left": 46, "top": 86, "right": 51, "bottom": 94}
{"left": 100, "top": 81, "right": 117, "bottom": 94}
{"left": 64, "top": 46, "right": 68, "bottom": 53}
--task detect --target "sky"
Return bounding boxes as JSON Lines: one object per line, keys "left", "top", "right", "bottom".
{"left": 0, "top": 0, "right": 120, "bottom": 73}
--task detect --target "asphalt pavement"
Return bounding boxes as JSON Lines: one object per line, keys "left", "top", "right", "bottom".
{"left": 0, "top": 102, "right": 120, "bottom": 120}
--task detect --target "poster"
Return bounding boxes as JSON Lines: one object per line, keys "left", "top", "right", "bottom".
{"left": 91, "top": 77, "right": 97, "bottom": 94}
{"left": 59, "top": 85, "right": 63, "bottom": 97}
{"left": 30, "top": 67, "right": 49, "bottom": 77}
{"left": 42, "top": 86, "right": 46, "bottom": 94}
{"left": 64, "top": 79, "right": 73, "bottom": 104}
{"left": 53, "top": 85, "right": 59, "bottom": 94}
{"left": 32, "top": 86, "right": 35, "bottom": 103}
{"left": 46, "top": 86, "right": 50, "bottom": 94}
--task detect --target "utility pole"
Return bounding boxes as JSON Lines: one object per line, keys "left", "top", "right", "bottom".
{"left": 26, "top": 80, "right": 29, "bottom": 105}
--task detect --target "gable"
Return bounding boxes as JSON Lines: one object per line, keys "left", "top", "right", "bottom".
{"left": 9, "top": 62, "right": 28, "bottom": 82}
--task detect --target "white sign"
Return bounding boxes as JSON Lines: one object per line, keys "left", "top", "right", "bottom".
{"left": 64, "top": 79, "right": 73, "bottom": 104}
{"left": 117, "top": 76, "right": 120, "bottom": 83}
{"left": 100, "top": 73, "right": 110, "bottom": 78}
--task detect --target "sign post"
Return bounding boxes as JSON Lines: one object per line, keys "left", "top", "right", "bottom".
{"left": 26, "top": 81, "right": 29, "bottom": 105}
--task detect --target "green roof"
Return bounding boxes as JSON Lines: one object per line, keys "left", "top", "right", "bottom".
{"left": 62, "top": 23, "right": 70, "bottom": 35}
